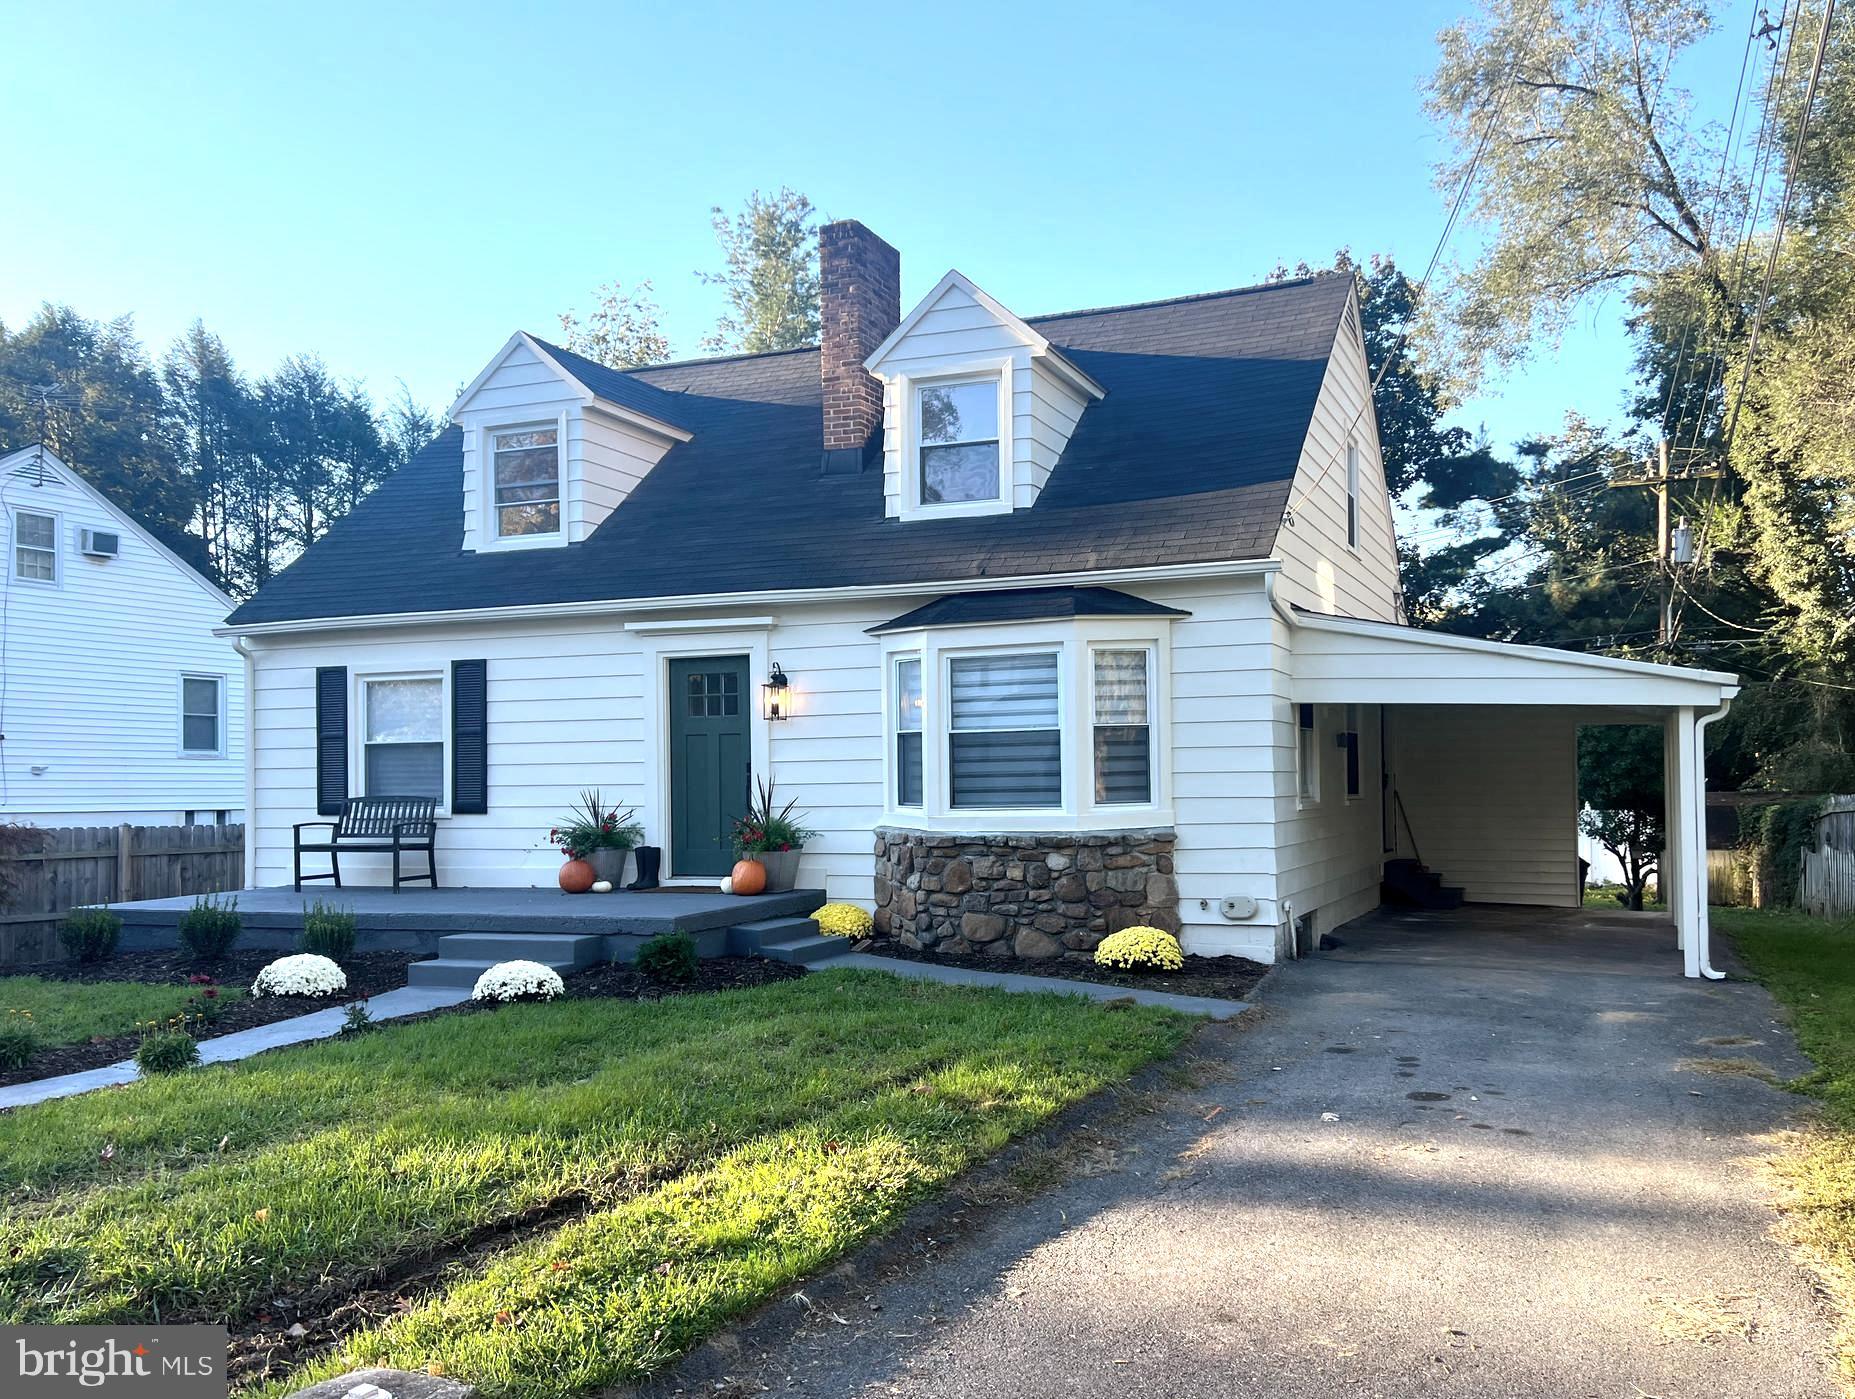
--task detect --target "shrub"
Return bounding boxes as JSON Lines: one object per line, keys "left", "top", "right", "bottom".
{"left": 59, "top": 907, "right": 121, "bottom": 963}
{"left": 813, "top": 902, "right": 873, "bottom": 939}
{"left": 134, "top": 1029, "right": 199, "bottom": 1075}
{"left": 183, "top": 975, "right": 225, "bottom": 1026}
{"left": 636, "top": 930, "right": 698, "bottom": 983}
{"left": 300, "top": 900, "right": 357, "bottom": 959}
{"left": 472, "top": 959, "right": 565, "bottom": 1003}
{"left": 0, "top": 1013, "right": 37, "bottom": 1070}
{"left": 178, "top": 894, "right": 241, "bottom": 960}
{"left": 252, "top": 953, "right": 347, "bottom": 998}
{"left": 1094, "top": 926, "right": 1185, "bottom": 972}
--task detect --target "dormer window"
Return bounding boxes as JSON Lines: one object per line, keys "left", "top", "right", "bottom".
{"left": 492, "top": 426, "right": 561, "bottom": 538}
{"left": 917, "top": 377, "right": 1003, "bottom": 506}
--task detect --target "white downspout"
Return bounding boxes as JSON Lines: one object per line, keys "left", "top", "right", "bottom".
{"left": 1693, "top": 697, "right": 1733, "bottom": 980}
{"left": 233, "top": 636, "right": 258, "bottom": 890}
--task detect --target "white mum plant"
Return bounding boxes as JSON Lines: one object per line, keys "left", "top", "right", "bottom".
{"left": 252, "top": 953, "right": 347, "bottom": 998}
{"left": 472, "top": 959, "right": 565, "bottom": 1003}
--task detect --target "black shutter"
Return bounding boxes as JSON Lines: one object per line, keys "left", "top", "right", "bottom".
{"left": 315, "top": 667, "right": 348, "bottom": 816}
{"left": 452, "top": 659, "right": 489, "bottom": 814}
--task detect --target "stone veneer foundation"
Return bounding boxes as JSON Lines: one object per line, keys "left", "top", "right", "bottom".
{"left": 872, "top": 828, "right": 1179, "bottom": 960}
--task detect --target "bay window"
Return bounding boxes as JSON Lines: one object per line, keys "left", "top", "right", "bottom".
{"left": 894, "top": 655, "right": 923, "bottom": 807}
{"left": 1092, "top": 648, "right": 1152, "bottom": 805}
{"left": 362, "top": 675, "right": 445, "bottom": 802}
{"left": 948, "top": 652, "right": 1061, "bottom": 808}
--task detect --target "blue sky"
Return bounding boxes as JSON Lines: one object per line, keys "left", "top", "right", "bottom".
{"left": 0, "top": 1, "right": 1745, "bottom": 454}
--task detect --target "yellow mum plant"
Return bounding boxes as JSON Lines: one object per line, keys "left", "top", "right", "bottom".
{"left": 813, "top": 902, "right": 874, "bottom": 938}
{"left": 1094, "top": 925, "right": 1184, "bottom": 971}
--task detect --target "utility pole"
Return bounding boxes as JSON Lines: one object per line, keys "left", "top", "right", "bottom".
{"left": 1608, "top": 440, "right": 1724, "bottom": 647}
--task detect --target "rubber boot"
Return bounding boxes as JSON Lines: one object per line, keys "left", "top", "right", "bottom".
{"left": 625, "top": 845, "right": 662, "bottom": 891}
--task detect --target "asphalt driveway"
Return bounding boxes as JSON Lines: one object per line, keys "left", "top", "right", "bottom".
{"left": 649, "top": 906, "right": 1836, "bottom": 1399}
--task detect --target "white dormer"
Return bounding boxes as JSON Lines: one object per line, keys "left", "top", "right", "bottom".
{"left": 449, "top": 333, "right": 692, "bottom": 553}
{"left": 864, "top": 271, "right": 1105, "bottom": 522}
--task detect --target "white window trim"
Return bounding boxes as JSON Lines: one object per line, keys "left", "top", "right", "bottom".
{"left": 1088, "top": 643, "right": 1157, "bottom": 809}
{"left": 879, "top": 618, "right": 1173, "bottom": 833}
{"left": 177, "top": 672, "right": 228, "bottom": 759}
{"left": 353, "top": 669, "right": 451, "bottom": 814}
{"left": 1296, "top": 702, "right": 1321, "bottom": 809}
{"left": 896, "top": 357, "right": 1015, "bottom": 522}
{"left": 479, "top": 414, "right": 568, "bottom": 551}
{"left": 11, "top": 506, "right": 60, "bottom": 586}
{"left": 1344, "top": 438, "right": 1361, "bottom": 552}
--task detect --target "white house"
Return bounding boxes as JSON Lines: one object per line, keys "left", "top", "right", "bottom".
{"left": 220, "top": 221, "right": 1738, "bottom": 976}
{"left": 0, "top": 445, "right": 245, "bottom": 826}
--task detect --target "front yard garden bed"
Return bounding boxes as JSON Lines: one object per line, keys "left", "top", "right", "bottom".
{"left": 0, "top": 968, "right": 1191, "bottom": 1398}
{"left": 0, "top": 950, "right": 419, "bottom": 1088}
{"left": 861, "top": 941, "right": 1269, "bottom": 1001}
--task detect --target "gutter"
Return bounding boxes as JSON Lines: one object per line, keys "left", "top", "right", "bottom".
{"left": 233, "top": 636, "right": 257, "bottom": 889}
{"left": 1694, "top": 697, "right": 1733, "bottom": 981}
{"left": 216, "top": 558, "right": 1283, "bottom": 640}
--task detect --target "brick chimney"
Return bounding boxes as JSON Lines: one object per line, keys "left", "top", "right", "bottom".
{"left": 819, "top": 220, "right": 900, "bottom": 470}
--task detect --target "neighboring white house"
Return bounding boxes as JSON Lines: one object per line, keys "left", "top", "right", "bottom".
{"left": 220, "top": 221, "right": 1738, "bottom": 977}
{"left": 0, "top": 445, "right": 244, "bottom": 826}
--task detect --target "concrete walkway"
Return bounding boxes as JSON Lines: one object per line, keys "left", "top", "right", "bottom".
{"left": 649, "top": 907, "right": 1837, "bottom": 1398}
{"left": 830, "top": 952, "right": 1247, "bottom": 1020}
{"left": 0, "top": 985, "right": 467, "bottom": 1111}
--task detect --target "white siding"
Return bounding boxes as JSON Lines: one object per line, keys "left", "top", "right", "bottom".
{"left": 874, "top": 279, "right": 1091, "bottom": 517}
{"left": 0, "top": 454, "right": 244, "bottom": 822}
{"left": 1389, "top": 705, "right": 1580, "bottom": 907}
{"left": 1272, "top": 299, "right": 1403, "bottom": 622}
{"left": 244, "top": 576, "right": 1300, "bottom": 961}
{"left": 457, "top": 340, "right": 675, "bottom": 551}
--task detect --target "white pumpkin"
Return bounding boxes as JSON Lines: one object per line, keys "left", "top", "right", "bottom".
{"left": 591, "top": 880, "right": 613, "bottom": 894}
{"left": 719, "top": 876, "right": 734, "bottom": 895}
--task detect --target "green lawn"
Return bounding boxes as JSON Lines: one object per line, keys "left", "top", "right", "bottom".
{"left": 0, "top": 975, "right": 241, "bottom": 1047}
{"left": 1719, "top": 906, "right": 1855, "bottom": 1381}
{"left": 0, "top": 968, "right": 1192, "bottom": 1398}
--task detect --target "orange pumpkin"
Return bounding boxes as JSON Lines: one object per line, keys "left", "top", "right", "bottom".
{"left": 730, "top": 858, "right": 767, "bottom": 896}
{"left": 558, "top": 858, "right": 596, "bottom": 894}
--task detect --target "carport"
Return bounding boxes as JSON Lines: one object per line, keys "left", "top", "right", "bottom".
{"left": 1288, "top": 609, "right": 1740, "bottom": 978}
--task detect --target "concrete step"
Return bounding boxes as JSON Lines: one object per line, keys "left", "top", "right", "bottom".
{"left": 435, "top": 932, "right": 606, "bottom": 968}
{"left": 725, "top": 916, "right": 847, "bottom": 966}
{"left": 760, "top": 935, "right": 848, "bottom": 966}
{"left": 407, "top": 956, "right": 576, "bottom": 989}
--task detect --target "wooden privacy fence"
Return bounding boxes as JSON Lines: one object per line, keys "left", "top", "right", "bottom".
{"left": 0, "top": 824, "right": 244, "bottom": 965}
{"left": 1707, "top": 848, "right": 1756, "bottom": 907}
{"left": 1802, "top": 798, "right": 1855, "bottom": 920}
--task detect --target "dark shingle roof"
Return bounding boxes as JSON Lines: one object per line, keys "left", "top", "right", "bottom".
{"left": 227, "top": 275, "right": 1349, "bottom": 626}
{"left": 866, "top": 586, "right": 1191, "bottom": 634}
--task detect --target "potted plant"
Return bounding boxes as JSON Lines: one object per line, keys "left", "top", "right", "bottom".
{"left": 729, "top": 778, "right": 816, "bottom": 893}
{"left": 549, "top": 790, "right": 645, "bottom": 889}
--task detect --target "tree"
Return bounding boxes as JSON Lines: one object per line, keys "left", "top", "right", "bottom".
{"left": 382, "top": 382, "right": 440, "bottom": 469}
{"left": 163, "top": 321, "right": 256, "bottom": 588}
{"left": 1426, "top": 0, "right": 1735, "bottom": 387}
{"left": 558, "top": 279, "right": 671, "bottom": 368}
{"left": 0, "top": 305, "right": 202, "bottom": 569}
{"left": 697, "top": 188, "right": 821, "bottom": 354}
{"left": 1579, "top": 724, "right": 1665, "bottom": 908}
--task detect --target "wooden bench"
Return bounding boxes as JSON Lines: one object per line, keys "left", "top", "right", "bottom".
{"left": 294, "top": 796, "right": 439, "bottom": 891}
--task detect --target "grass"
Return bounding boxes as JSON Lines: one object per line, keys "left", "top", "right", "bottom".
{"left": 1581, "top": 883, "right": 1667, "bottom": 911}
{"left": 0, "top": 975, "right": 240, "bottom": 1047}
{"left": 1717, "top": 906, "right": 1855, "bottom": 1382}
{"left": 0, "top": 968, "right": 1192, "bottom": 1397}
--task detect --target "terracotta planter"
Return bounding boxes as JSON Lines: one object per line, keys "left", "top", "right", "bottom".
{"left": 730, "top": 858, "right": 767, "bottom": 896}
{"left": 758, "top": 848, "right": 801, "bottom": 892}
{"left": 587, "top": 847, "right": 629, "bottom": 886}
{"left": 558, "top": 858, "right": 595, "bottom": 894}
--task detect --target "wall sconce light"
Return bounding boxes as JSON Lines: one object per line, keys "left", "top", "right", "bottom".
{"left": 762, "top": 661, "right": 792, "bottom": 721}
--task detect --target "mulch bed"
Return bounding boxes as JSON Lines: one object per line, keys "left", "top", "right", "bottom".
{"left": 859, "top": 941, "right": 1269, "bottom": 1001}
{"left": 0, "top": 950, "right": 420, "bottom": 1089}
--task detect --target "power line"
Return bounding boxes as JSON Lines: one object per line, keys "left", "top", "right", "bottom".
{"left": 1282, "top": 0, "right": 1553, "bottom": 534}
{"left": 1721, "top": 0, "right": 1836, "bottom": 454}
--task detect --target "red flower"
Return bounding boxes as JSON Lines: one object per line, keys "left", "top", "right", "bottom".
{"left": 780, "top": 843, "right": 791, "bottom": 852}
{"left": 203, "top": 987, "right": 218, "bottom": 999}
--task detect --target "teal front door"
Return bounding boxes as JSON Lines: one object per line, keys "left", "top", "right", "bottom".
{"left": 668, "top": 656, "right": 751, "bottom": 878}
